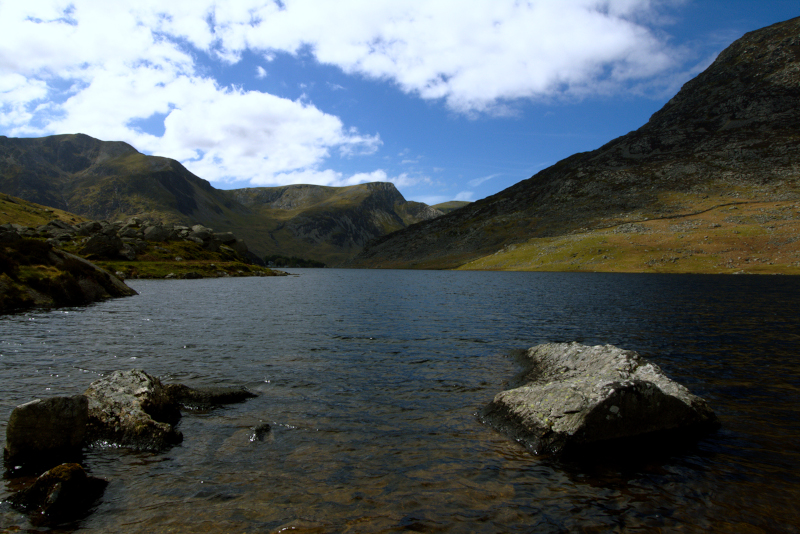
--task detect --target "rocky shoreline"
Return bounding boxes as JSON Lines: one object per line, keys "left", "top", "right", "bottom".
{"left": 3, "top": 370, "right": 260, "bottom": 526}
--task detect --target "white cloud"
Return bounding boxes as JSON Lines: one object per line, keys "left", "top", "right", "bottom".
{"left": 0, "top": 0, "right": 380, "bottom": 186}
{"left": 468, "top": 173, "right": 500, "bottom": 188}
{"left": 0, "top": 0, "right": 687, "bottom": 191}
{"left": 217, "top": 0, "right": 684, "bottom": 113}
{"left": 256, "top": 66, "right": 267, "bottom": 78}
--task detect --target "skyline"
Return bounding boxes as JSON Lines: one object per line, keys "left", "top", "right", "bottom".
{"left": 1, "top": 1, "right": 797, "bottom": 205}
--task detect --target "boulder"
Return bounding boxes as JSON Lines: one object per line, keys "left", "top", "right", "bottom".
{"left": 164, "top": 384, "right": 257, "bottom": 410}
{"left": 4, "top": 395, "right": 88, "bottom": 467}
{"left": 7, "top": 463, "right": 107, "bottom": 526}
{"left": 79, "top": 233, "right": 124, "bottom": 259}
{"left": 482, "top": 342, "right": 718, "bottom": 455}
{"left": 83, "top": 370, "right": 182, "bottom": 451}
{"left": 213, "top": 232, "right": 238, "bottom": 244}
{"left": 143, "top": 225, "right": 173, "bottom": 242}
{"left": 0, "top": 226, "right": 21, "bottom": 243}
{"left": 75, "top": 221, "right": 102, "bottom": 236}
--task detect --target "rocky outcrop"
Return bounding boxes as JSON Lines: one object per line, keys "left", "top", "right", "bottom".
{"left": 482, "top": 342, "right": 718, "bottom": 455}
{"left": 81, "top": 370, "right": 259, "bottom": 451}
{"left": 0, "top": 238, "right": 136, "bottom": 313}
{"left": 4, "top": 396, "right": 88, "bottom": 467}
{"left": 2, "top": 215, "right": 252, "bottom": 262}
{"left": 83, "top": 370, "right": 183, "bottom": 451}
{"left": 7, "top": 463, "right": 107, "bottom": 527}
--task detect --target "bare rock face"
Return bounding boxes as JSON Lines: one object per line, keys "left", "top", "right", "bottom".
{"left": 83, "top": 370, "right": 182, "bottom": 451}
{"left": 7, "top": 462, "right": 107, "bottom": 526}
{"left": 4, "top": 395, "right": 88, "bottom": 467}
{"left": 482, "top": 342, "right": 717, "bottom": 455}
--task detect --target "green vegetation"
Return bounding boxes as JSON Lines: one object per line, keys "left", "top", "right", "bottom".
{"left": 457, "top": 197, "right": 800, "bottom": 275}
{"left": 431, "top": 201, "right": 471, "bottom": 214}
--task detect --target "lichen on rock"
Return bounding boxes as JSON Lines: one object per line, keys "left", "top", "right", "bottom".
{"left": 482, "top": 342, "right": 718, "bottom": 455}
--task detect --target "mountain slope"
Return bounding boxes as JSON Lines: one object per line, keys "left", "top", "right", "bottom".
{"left": 224, "top": 183, "right": 442, "bottom": 265}
{"left": 0, "top": 134, "right": 444, "bottom": 265}
{"left": 345, "top": 16, "right": 800, "bottom": 271}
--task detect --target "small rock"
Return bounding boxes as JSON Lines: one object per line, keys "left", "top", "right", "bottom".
{"left": 250, "top": 423, "right": 271, "bottom": 442}
{"left": 8, "top": 463, "right": 107, "bottom": 526}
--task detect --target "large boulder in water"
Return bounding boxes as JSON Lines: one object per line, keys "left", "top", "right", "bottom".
{"left": 482, "top": 342, "right": 718, "bottom": 455}
{"left": 4, "top": 395, "right": 88, "bottom": 468}
{"left": 83, "top": 370, "right": 182, "bottom": 451}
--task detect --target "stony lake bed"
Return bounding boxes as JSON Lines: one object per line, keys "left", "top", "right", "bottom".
{"left": 1, "top": 269, "right": 799, "bottom": 533}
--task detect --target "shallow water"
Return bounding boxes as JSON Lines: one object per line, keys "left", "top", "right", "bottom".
{"left": 1, "top": 270, "right": 799, "bottom": 533}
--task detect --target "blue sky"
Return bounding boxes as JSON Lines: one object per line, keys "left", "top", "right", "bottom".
{"left": 1, "top": 1, "right": 797, "bottom": 206}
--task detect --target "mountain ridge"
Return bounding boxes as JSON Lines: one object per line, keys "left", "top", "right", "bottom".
{"left": 345, "top": 16, "right": 800, "bottom": 272}
{"left": 0, "top": 135, "right": 446, "bottom": 265}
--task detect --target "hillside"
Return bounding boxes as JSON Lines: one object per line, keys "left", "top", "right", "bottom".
{"left": 0, "top": 135, "right": 445, "bottom": 265}
{"left": 431, "top": 201, "right": 471, "bottom": 214}
{"left": 346, "top": 17, "right": 800, "bottom": 274}
{"left": 223, "top": 182, "right": 442, "bottom": 265}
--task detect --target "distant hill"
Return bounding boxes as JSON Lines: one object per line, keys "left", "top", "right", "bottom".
{"left": 431, "top": 201, "right": 471, "bottom": 214}
{"left": 0, "top": 135, "right": 444, "bottom": 265}
{"left": 223, "top": 183, "right": 443, "bottom": 265}
{"left": 346, "top": 17, "right": 800, "bottom": 274}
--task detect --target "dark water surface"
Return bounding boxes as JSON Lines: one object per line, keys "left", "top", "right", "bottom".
{"left": 1, "top": 270, "right": 799, "bottom": 533}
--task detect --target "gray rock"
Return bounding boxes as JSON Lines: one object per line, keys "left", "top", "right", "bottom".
{"left": 75, "top": 221, "right": 102, "bottom": 236}
{"left": 0, "top": 226, "right": 21, "bottom": 243}
{"left": 117, "top": 226, "right": 141, "bottom": 239}
{"left": 83, "top": 370, "right": 182, "bottom": 451}
{"left": 229, "top": 239, "right": 248, "bottom": 255}
{"left": 7, "top": 462, "right": 107, "bottom": 527}
{"left": 4, "top": 396, "right": 88, "bottom": 466}
{"left": 213, "top": 232, "right": 238, "bottom": 244}
{"left": 482, "top": 342, "right": 717, "bottom": 455}
{"left": 250, "top": 423, "right": 271, "bottom": 442}
{"left": 143, "top": 225, "right": 173, "bottom": 242}
{"left": 182, "top": 271, "right": 203, "bottom": 279}
{"left": 79, "top": 233, "right": 124, "bottom": 259}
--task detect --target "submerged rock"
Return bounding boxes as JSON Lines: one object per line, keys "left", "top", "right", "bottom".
{"left": 164, "top": 384, "right": 258, "bottom": 410}
{"left": 4, "top": 395, "right": 88, "bottom": 468}
{"left": 7, "top": 462, "right": 107, "bottom": 526}
{"left": 83, "top": 370, "right": 182, "bottom": 451}
{"left": 482, "top": 342, "right": 718, "bottom": 455}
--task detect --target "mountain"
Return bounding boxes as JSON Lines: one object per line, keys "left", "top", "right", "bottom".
{"left": 222, "top": 183, "right": 442, "bottom": 265}
{"left": 431, "top": 201, "right": 471, "bottom": 214}
{"left": 346, "top": 17, "right": 800, "bottom": 273}
{"left": 0, "top": 135, "right": 444, "bottom": 265}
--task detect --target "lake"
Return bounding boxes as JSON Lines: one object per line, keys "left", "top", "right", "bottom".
{"left": 1, "top": 270, "right": 799, "bottom": 533}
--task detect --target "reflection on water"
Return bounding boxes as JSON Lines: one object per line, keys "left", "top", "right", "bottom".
{"left": 1, "top": 271, "right": 799, "bottom": 532}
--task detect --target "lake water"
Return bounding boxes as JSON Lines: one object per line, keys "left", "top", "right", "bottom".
{"left": 1, "top": 270, "right": 799, "bottom": 533}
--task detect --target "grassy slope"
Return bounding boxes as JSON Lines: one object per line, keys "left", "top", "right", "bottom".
{"left": 457, "top": 194, "right": 800, "bottom": 274}
{"left": 431, "top": 201, "right": 471, "bottom": 214}
{"left": 0, "top": 193, "right": 89, "bottom": 227}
